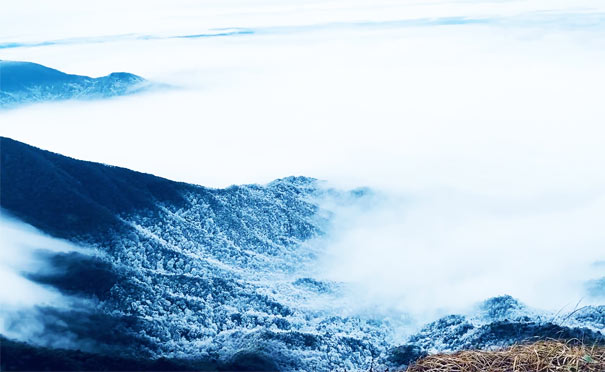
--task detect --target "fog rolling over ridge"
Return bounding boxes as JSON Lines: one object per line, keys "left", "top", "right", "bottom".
{"left": 1, "top": 0, "right": 605, "bottom": 370}
{"left": 0, "top": 215, "right": 108, "bottom": 353}
{"left": 0, "top": 137, "right": 389, "bottom": 369}
{"left": 0, "top": 214, "right": 85, "bottom": 325}
{"left": 0, "top": 137, "right": 603, "bottom": 370}
{"left": 317, "top": 189, "right": 605, "bottom": 318}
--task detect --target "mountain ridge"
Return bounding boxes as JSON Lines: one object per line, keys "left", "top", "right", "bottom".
{"left": 0, "top": 60, "right": 149, "bottom": 108}
{"left": 0, "top": 137, "right": 603, "bottom": 371}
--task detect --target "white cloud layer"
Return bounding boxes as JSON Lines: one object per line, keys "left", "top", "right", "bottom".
{"left": 1, "top": 0, "right": 604, "bottom": 319}
{"left": 0, "top": 214, "right": 89, "bottom": 340}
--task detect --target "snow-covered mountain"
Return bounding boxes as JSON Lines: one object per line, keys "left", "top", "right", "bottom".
{"left": 0, "top": 137, "right": 603, "bottom": 371}
{"left": 0, "top": 137, "right": 389, "bottom": 370}
{"left": 385, "top": 296, "right": 604, "bottom": 368}
{"left": 0, "top": 61, "right": 148, "bottom": 108}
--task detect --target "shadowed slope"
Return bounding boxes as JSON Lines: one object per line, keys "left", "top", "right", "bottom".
{"left": 0, "top": 335, "right": 219, "bottom": 372}
{"left": 0, "top": 136, "right": 190, "bottom": 238}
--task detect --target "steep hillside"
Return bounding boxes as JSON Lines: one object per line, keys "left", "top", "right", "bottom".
{"left": 0, "top": 137, "right": 602, "bottom": 371}
{"left": 0, "top": 137, "right": 388, "bottom": 370}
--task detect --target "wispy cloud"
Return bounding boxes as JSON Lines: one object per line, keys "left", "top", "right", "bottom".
{"left": 3, "top": 10, "right": 605, "bottom": 51}
{"left": 0, "top": 29, "right": 255, "bottom": 50}
{"left": 0, "top": 214, "right": 96, "bottom": 345}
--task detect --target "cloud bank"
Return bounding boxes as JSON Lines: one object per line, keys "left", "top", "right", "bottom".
{"left": 1, "top": 0, "right": 604, "bottom": 326}
{"left": 0, "top": 213, "right": 96, "bottom": 347}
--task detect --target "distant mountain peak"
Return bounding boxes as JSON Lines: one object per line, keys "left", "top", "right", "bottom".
{"left": 0, "top": 60, "right": 149, "bottom": 108}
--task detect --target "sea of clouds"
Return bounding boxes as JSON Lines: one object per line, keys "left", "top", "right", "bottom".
{"left": 1, "top": 0, "right": 604, "bottom": 328}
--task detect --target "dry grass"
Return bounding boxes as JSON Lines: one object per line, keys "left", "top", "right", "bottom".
{"left": 405, "top": 340, "right": 605, "bottom": 372}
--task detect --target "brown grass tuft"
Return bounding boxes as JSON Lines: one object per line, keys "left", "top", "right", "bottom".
{"left": 405, "top": 340, "right": 605, "bottom": 372}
